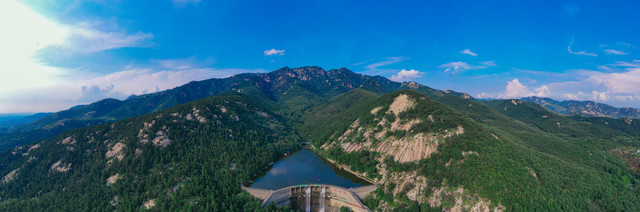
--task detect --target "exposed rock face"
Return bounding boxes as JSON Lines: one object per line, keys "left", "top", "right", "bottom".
{"left": 428, "top": 186, "right": 505, "bottom": 212}
{"left": 152, "top": 131, "right": 171, "bottom": 147}
{"left": 370, "top": 106, "right": 383, "bottom": 115}
{"left": 106, "top": 173, "right": 121, "bottom": 186}
{"left": 60, "top": 136, "right": 76, "bottom": 145}
{"left": 376, "top": 127, "right": 462, "bottom": 163}
{"left": 24, "top": 144, "right": 40, "bottom": 156}
{"left": 51, "top": 160, "right": 71, "bottom": 172}
{"left": 328, "top": 94, "right": 464, "bottom": 163}
{"left": 144, "top": 199, "right": 156, "bottom": 209}
{"left": 389, "top": 94, "right": 415, "bottom": 116}
{"left": 106, "top": 142, "right": 125, "bottom": 159}
{"left": 2, "top": 169, "right": 19, "bottom": 183}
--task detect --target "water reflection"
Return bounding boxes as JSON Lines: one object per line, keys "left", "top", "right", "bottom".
{"left": 249, "top": 149, "right": 371, "bottom": 190}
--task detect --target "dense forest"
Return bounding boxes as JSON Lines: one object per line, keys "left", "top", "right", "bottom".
{"left": 0, "top": 94, "right": 300, "bottom": 211}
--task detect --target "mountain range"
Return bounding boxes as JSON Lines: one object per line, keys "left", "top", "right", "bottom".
{"left": 521, "top": 96, "right": 640, "bottom": 118}
{"left": 1, "top": 66, "right": 640, "bottom": 211}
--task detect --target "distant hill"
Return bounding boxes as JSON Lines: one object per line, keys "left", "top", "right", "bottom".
{"left": 0, "top": 113, "right": 53, "bottom": 131}
{"left": 521, "top": 96, "right": 640, "bottom": 118}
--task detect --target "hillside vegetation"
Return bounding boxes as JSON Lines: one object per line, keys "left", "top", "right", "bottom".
{"left": 302, "top": 90, "right": 640, "bottom": 211}
{"left": 0, "top": 94, "right": 300, "bottom": 211}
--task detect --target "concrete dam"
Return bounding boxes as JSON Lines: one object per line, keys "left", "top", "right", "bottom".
{"left": 243, "top": 184, "right": 376, "bottom": 212}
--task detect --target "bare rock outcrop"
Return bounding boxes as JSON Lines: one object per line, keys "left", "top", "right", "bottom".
{"left": 51, "top": 160, "right": 71, "bottom": 172}
{"left": 2, "top": 169, "right": 19, "bottom": 183}
{"left": 106, "top": 173, "right": 121, "bottom": 186}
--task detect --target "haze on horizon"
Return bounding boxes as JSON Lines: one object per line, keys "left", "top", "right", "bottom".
{"left": 1, "top": 0, "right": 640, "bottom": 113}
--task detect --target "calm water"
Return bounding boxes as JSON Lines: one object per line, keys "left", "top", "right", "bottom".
{"left": 249, "top": 149, "right": 371, "bottom": 190}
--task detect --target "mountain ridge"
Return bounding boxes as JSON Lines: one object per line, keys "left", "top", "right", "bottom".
{"left": 0, "top": 66, "right": 453, "bottom": 151}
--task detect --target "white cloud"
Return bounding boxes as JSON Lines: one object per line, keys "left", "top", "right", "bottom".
{"left": 501, "top": 79, "right": 549, "bottom": 98}
{"left": 562, "top": 92, "right": 581, "bottom": 100}
{"left": 568, "top": 45, "right": 597, "bottom": 57}
{"left": 0, "top": 67, "right": 266, "bottom": 113}
{"left": 535, "top": 85, "right": 551, "bottom": 97}
{"left": 461, "top": 49, "right": 478, "bottom": 56}
{"left": 439, "top": 61, "right": 496, "bottom": 74}
{"left": 504, "top": 79, "right": 534, "bottom": 98}
{"left": 264, "top": 49, "right": 285, "bottom": 56}
{"left": 591, "top": 91, "right": 609, "bottom": 101}
{"left": 172, "top": 0, "right": 202, "bottom": 7}
{"left": 603, "top": 49, "right": 628, "bottom": 55}
{"left": 390, "top": 69, "right": 423, "bottom": 82}
{"left": 516, "top": 63, "right": 640, "bottom": 107}
{"left": 476, "top": 92, "right": 493, "bottom": 99}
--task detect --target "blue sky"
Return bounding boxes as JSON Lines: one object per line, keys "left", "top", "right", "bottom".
{"left": 1, "top": 0, "right": 640, "bottom": 113}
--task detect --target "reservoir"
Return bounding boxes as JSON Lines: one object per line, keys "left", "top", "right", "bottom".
{"left": 249, "top": 149, "right": 372, "bottom": 190}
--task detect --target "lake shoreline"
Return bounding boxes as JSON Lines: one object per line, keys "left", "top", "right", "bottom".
{"left": 247, "top": 148, "right": 371, "bottom": 190}
{"left": 307, "top": 146, "right": 377, "bottom": 185}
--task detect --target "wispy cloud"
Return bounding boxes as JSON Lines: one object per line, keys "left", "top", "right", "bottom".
{"left": 461, "top": 49, "right": 478, "bottom": 56}
{"left": 61, "top": 21, "right": 154, "bottom": 54}
{"left": 355, "top": 57, "right": 409, "bottom": 76}
{"left": 151, "top": 56, "right": 215, "bottom": 69}
{"left": 568, "top": 37, "right": 597, "bottom": 57}
{"left": 568, "top": 45, "right": 597, "bottom": 57}
{"left": 364, "top": 57, "right": 408, "bottom": 70}
{"left": 439, "top": 61, "right": 496, "bottom": 74}
{"left": 390, "top": 69, "right": 423, "bottom": 82}
{"left": 172, "top": 0, "right": 202, "bottom": 7}
{"left": 264, "top": 49, "right": 285, "bottom": 56}
{"left": 610, "top": 61, "right": 640, "bottom": 67}
{"left": 603, "top": 49, "right": 628, "bottom": 55}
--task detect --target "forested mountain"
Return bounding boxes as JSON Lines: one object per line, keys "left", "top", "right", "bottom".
{"left": 521, "top": 96, "right": 640, "bottom": 118}
{"left": 0, "top": 93, "right": 301, "bottom": 210}
{"left": 301, "top": 90, "right": 640, "bottom": 211}
{"left": 2, "top": 67, "right": 640, "bottom": 211}
{"left": 0, "top": 66, "right": 462, "bottom": 151}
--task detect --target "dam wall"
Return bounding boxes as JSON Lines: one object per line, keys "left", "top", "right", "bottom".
{"left": 243, "top": 184, "right": 375, "bottom": 212}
